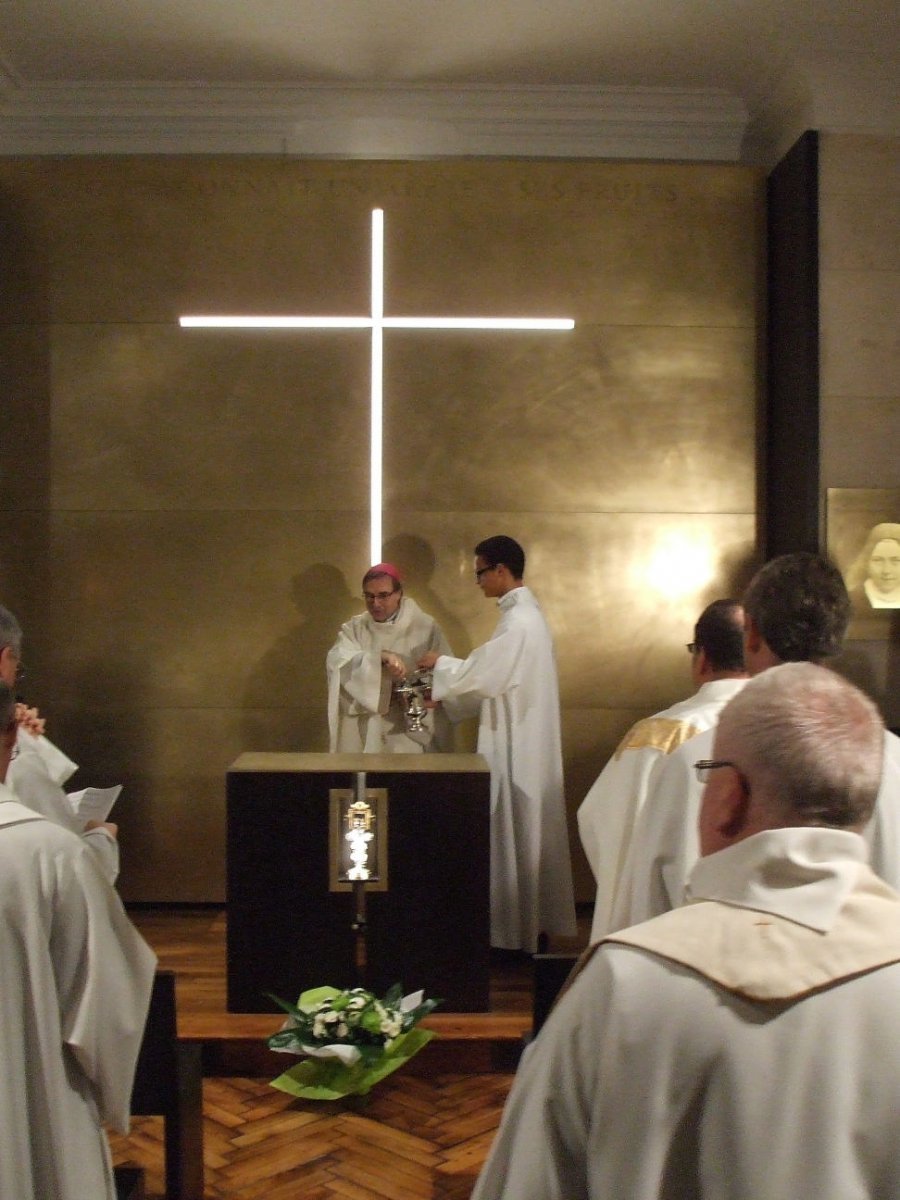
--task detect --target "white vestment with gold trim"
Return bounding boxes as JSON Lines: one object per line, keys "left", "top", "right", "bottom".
{"left": 616, "top": 720, "right": 900, "bottom": 930}
{"left": 577, "top": 677, "right": 747, "bottom": 940}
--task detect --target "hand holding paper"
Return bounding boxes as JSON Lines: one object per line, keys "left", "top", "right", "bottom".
{"left": 67, "top": 785, "right": 122, "bottom": 827}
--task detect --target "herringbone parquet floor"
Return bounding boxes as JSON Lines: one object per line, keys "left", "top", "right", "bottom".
{"left": 106, "top": 907, "right": 589, "bottom": 1199}
{"left": 109, "top": 1069, "right": 514, "bottom": 1199}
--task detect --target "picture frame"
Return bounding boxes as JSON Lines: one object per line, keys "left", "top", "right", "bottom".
{"left": 826, "top": 488, "right": 900, "bottom": 639}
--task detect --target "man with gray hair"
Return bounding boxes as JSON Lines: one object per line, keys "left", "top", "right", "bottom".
{"left": 0, "top": 603, "right": 120, "bottom": 882}
{"left": 613, "top": 552, "right": 900, "bottom": 928}
{"left": 473, "top": 663, "right": 900, "bottom": 1200}
{"left": 0, "top": 680, "right": 156, "bottom": 1199}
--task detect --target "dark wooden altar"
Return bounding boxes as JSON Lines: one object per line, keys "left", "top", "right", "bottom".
{"left": 226, "top": 753, "right": 491, "bottom": 1013}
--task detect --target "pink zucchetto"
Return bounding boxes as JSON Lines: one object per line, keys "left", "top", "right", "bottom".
{"left": 362, "top": 562, "right": 403, "bottom": 586}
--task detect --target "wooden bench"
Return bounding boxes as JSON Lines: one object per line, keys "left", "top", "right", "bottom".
{"left": 128, "top": 970, "right": 204, "bottom": 1200}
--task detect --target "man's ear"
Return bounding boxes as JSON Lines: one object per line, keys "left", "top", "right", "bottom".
{"left": 701, "top": 769, "right": 751, "bottom": 853}
{"left": 692, "top": 646, "right": 711, "bottom": 681}
{"left": 743, "top": 616, "right": 763, "bottom": 656}
{"left": 718, "top": 778, "right": 751, "bottom": 840}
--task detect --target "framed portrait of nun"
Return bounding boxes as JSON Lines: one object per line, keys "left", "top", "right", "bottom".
{"left": 827, "top": 488, "right": 900, "bottom": 638}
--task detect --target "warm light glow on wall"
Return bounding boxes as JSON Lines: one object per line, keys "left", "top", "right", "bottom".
{"left": 636, "top": 532, "right": 720, "bottom": 600}
{"left": 181, "top": 209, "right": 574, "bottom": 564}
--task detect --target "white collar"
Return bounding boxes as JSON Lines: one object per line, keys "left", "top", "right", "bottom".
{"left": 686, "top": 827, "right": 869, "bottom": 933}
{"left": 498, "top": 584, "right": 528, "bottom": 610}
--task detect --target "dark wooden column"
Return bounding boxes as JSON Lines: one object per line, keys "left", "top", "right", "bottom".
{"left": 765, "top": 129, "right": 821, "bottom": 557}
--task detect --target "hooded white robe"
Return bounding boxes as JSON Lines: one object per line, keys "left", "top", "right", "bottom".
{"left": 0, "top": 791, "right": 156, "bottom": 1200}
{"left": 577, "top": 677, "right": 747, "bottom": 941}
{"left": 473, "top": 828, "right": 900, "bottom": 1200}
{"left": 430, "top": 586, "right": 576, "bottom": 951}
{"left": 326, "top": 596, "right": 453, "bottom": 753}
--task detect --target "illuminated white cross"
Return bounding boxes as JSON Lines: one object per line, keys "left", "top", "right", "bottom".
{"left": 181, "top": 209, "right": 574, "bottom": 561}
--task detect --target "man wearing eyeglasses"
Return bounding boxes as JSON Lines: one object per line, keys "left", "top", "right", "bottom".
{"left": 417, "top": 535, "right": 576, "bottom": 954}
{"left": 612, "top": 552, "right": 900, "bottom": 930}
{"left": 472, "top": 663, "right": 900, "bottom": 1200}
{"left": 578, "top": 599, "right": 747, "bottom": 942}
{"left": 0, "top": 604, "right": 120, "bottom": 883}
{"left": 326, "top": 562, "right": 453, "bottom": 752}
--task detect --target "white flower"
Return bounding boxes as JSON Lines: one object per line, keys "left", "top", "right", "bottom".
{"left": 380, "top": 1016, "right": 402, "bottom": 1038}
{"left": 267, "top": 984, "right": 437, "bottom": 1072}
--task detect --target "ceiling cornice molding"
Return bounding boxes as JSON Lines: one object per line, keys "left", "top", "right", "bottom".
{"left": 0, "top": 82, "right": 749, "bottom": 161}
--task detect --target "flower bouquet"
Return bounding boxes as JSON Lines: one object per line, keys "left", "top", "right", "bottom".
{"left": 266, "top": 983, "right": 440, "bottom": 1100}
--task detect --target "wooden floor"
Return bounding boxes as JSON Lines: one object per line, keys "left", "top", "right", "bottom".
{"left": 108, "top": 907, "right": 588, "bottom": 1199}
{"left": 123, "top": 906, "right": 547, "bottom": 1015}
{"left": 110, "top": 1071, "right": 513, "bottom": 1199}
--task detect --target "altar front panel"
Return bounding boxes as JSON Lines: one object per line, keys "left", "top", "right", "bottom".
{"left": 226, "top": 753, "right": 491, "bottom": 1013}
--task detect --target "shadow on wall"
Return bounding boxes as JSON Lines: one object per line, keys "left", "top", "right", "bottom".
{"left": 383, "top": 533, "right": 472, "bottom": 661}
{"left": 242, "top": 563, "right": 357, "bottom": 752}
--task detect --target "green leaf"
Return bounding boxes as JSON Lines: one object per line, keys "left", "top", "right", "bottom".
{"left": 403, "top": 997, "right": 442, "bottom": 1025}
{"left": 297, "top": 985, "right": 342, "bottom": 1010}
{"left": 270, "top": 1028, "right": 436, "bottom": 1100}
{"left": 265, "top": 993, "right": 306, "bottom": 1021}
{"left": 359, "top": 1008, "right": 384, "bottom": 1034}
{"left": 267, "top": 1029, "right": 307, "bottom": 1051}
{"left": 383, "top": 982, "right": 403, "bottom": 1007}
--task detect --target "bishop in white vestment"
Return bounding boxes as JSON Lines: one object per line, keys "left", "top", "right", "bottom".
{"left": 473, "top": 665, "right": 900, "bottom": 1200}
{"left": 420, "top": 537, "right": 576, "bottom": 952}
{"left": 327, "top": 563, "right": 453, "bottom": 752}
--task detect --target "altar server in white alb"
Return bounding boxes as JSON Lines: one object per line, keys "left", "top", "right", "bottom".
{"left": 419, "top": 536, "right": 576, "bottom": 952}
{"left": 578, "top": 599, "right": 747, "bottom": 941}
{"left": 473, "top": 663, "right": 900, "bottom": 1200}
{"left": 327, "top": 563, "right": 453, "bottom": 753}
{"left": 0, "top": 603, "right": 120, "bottom": 883}
{"left": 0, "top": 680, "right": 157, "bottom": 1200}
{"left": 615, "top": 553, "right": 900, "bottom": 930}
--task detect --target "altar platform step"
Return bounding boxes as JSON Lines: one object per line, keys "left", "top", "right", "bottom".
{"left": 126, "top": 906, "right": 588, "bottom": 1077}
{"left": 182, "top": 1011, "right": 532, "bottom": 1076}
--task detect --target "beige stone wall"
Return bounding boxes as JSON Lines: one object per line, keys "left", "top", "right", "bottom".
{"left": 819, "top": 134, "right": 900, "bottom": 726}
{"left": 0, "top": 157, "right": 763, "bottom": 900}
